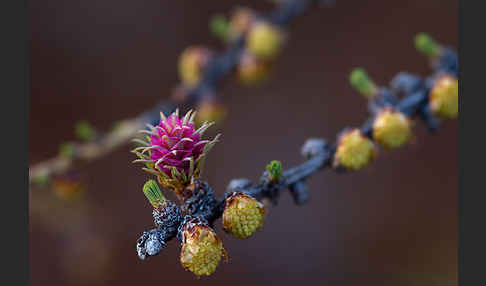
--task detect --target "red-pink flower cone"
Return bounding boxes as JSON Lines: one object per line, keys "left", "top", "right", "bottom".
{"left": 132, "top": 109, "right": 220, "bottom": 193}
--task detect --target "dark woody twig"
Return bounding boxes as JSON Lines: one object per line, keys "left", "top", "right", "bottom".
{"left": 136, "top": 46, "right": 459, "bottom": 260}
{"left": 29, "top": 0, "right": 329, "bottom": 188}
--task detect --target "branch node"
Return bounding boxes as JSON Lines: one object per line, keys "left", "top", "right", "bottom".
{"left": 301, "top": 138, "right": 328, "bottom": 159}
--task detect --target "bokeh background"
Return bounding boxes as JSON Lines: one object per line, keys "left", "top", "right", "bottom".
{"left": 29, "top": 0, "right": 458, "bottom": 285}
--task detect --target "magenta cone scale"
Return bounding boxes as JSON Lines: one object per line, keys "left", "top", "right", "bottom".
{"left": 132, "top": 109, "right": 220, "bottom": 192}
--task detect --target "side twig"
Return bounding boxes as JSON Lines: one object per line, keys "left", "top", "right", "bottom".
{"left": 136, "top": 60, "right": 458, "bottom": 262}
{"left": 29, "top": 0, "right": 327, "bottom": 188}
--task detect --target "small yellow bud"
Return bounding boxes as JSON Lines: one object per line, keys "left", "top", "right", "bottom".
{"left": 237, "top": 53, "right": 271, "bottom": 85}
{"left": 429, "top": 75, "right": 458, "bottom": 119}
{"left": 195, "top": 99, "right": 227, "bottom": 127}
{"left": 178, "top": 47, "right": 211, "bottom": 88}
{"left": 373, "top": 108, "right": 412, "bottom": 149}
{"left": 222, "top": 193, "right": 266, "bottom": 239}
{"left": 246, "top": 22, "right": 283, "bottom": 60}
{"left": 334, "top": 129, "right": 377, "bottom": 171}
{"left": 180, "top": 218, "right": 226, "bottom": 276}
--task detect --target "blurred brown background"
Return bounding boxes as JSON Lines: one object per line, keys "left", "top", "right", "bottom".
{"left": 29, "top": 0, "right": 458, "bottom": 285}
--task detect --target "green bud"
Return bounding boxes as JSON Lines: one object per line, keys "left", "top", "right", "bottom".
{"left": 59, "top": 142, "right": 76, "bottom": 159}
{"left": 414, "top": 33, "right": 441, "bottom": 58}
{"left": 350, "top": 68, "right": 376, "bottom": 99}
{"left": 75, "top": 120, "right": 95, "bottom": 141}
{"left": 210, "top": 14, "right": 230, "bottom": 40}
{"left": 266, "top": 160, "right": 282, "bottom": 182}
{"left": 143, "top": 180, "right": 166, "bottom": 210}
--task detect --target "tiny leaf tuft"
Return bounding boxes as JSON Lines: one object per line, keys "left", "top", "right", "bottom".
{"left": 142, "top": 180, "right": 166, "bottom": 210}
{"left": 266, "top": 160, "right": 282, "bottom": 182}
{"left": 350, "top": 68, "right": 376, "bottom": 99}
{"left": 414, "top": 33, "right": 441, "bottom": 58}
